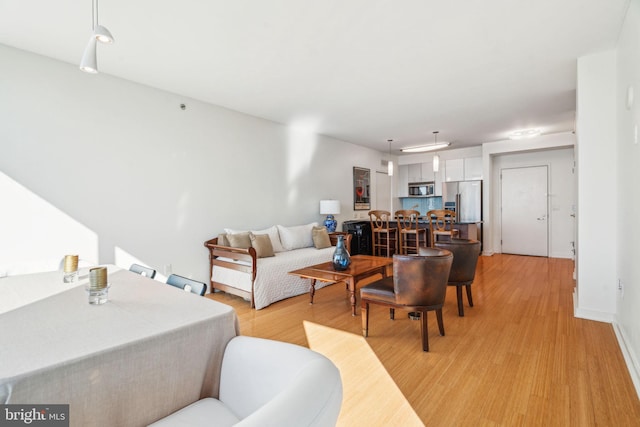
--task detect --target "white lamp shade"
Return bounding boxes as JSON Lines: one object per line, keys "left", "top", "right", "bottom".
{"left": 388, "top": 160, "right": 394, "bottom": 176}
{"left": 79, "top": 37, "right": 98, "bottom": 73}
{"left": 94, "top": 25, "right": 114, "bottom": 44}
{"left": 320, "top": 200, "right": 341, "bottom": 215}
{"left": 433, "top": 154, "right": 440, "bottom": 172}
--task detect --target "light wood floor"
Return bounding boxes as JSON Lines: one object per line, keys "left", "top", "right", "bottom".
{"left": 207, "top": 254, "right": 640, "bottom": 426}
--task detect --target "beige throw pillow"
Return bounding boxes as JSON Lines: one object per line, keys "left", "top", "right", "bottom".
{"left": 249, "top": 232, "right": 275, "bottom": 258}
{"left": 312, "top": 226, "right": 332, "bottom": 249}
{"left": 225, "top": 226, "right": 285, "bottom": 253}
{"left": 218, "top": 233, "right": 230, "bottom": 246}
{"left": 226, "top": 232, "right": 251, "bottom": 249}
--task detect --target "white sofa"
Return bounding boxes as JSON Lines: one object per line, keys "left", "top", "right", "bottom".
{"left": 148, "top": 336, "right": 343, "bottom": 427}
{"left": 204, "top": 224, "right": 351, "bottom": 310}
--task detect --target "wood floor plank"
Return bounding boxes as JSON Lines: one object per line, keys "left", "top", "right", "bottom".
{"left": 207, "top": 254, "right": 640, "bottom": 426}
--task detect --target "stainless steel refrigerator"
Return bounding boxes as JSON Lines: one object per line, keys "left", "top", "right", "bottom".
{"left": 442, "top": 180, "right": 483, "bottom": 223}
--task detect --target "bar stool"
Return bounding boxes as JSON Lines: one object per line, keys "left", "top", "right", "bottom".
{"left": 426, "top": 209, "right": 459, "bottom": 247}
{"left": 368, "top": 210, "right": 397, "bottom": 257}
{"left": 395, "top": 209, "right": 426, "bottom": 255}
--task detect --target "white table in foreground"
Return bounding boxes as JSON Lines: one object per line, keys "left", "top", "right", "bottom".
{"left": 0, "top": 268, "right": 239, "bottom": 427}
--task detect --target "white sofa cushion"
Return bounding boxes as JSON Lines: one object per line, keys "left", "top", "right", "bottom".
{"left": 212, "top": 246, "right": 335, "bottom": 310}
{"left": 151, "top": 336, "right": 343, "bottom": 427}
{"left": 277, "top": 222, "right": 318, "bottom": 251}
{"left": 149, "top": 397, "right": 240, "bottom": 427}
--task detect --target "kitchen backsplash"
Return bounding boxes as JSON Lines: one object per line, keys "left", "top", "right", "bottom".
{"left": 401, "top": 196, "right": 443, "bottom": 213}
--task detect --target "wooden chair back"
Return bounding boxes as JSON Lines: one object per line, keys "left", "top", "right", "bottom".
{"left": 395, "top": 210, "right": 421, "bottom": 231}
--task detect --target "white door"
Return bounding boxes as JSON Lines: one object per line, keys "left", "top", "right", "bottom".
{"left": 376, "top": 171, "right": 391, "bottom": 212}
{"left": 501, "top": 166, "right": 548, "bottom": 256}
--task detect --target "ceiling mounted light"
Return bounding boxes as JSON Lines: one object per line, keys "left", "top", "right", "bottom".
{"left": 79, "top": 0, "right": 114, "bottom": 74}
{"left": 432, "top": 131, "right": 441, "bottom": 172}
{"left": 509, "top": 128, "right": 540, "bottom": 139}
{"left": 79, "top": 38, "right": 98, "bottom": 73}
{"left": 94, "top": 24, "right": 114, "bottom": 44}
{"left": 387, "top": 139, "right": 394, "bottom": 176}
{"left": 401, "top": 131, "right": 451, "bottom": 153}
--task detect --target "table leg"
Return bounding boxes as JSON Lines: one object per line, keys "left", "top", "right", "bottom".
{"left": 347, "top": 278, "right": 356, "bottom": 316}
{"left": 309, "top": 279, "right": 316, "bottom": 304}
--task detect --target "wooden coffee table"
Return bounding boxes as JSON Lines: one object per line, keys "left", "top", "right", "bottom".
{"left": 289, "top": 255, "right": 393, "bottom": 316}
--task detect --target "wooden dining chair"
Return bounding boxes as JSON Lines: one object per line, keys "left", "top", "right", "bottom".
{"left": 368, "top": 210, "right": 397, "bottom": 257}
{"left": 395, "top": 209, "right": 426, "bottom": 255}
{"left": 129, "top": 263, "right": 156, "bottom": 279}
{"left": 166, "top": 274, "right": 207, "bottom": 296}
{"left": 360, "top": 248, "right": 453, "bottom": 351}
{"left": 426, "top": 209, "right": 459, "bottom": 247}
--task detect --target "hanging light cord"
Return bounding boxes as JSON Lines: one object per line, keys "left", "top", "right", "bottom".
{"left": 92, "top": 0, "right": 96, "bottom": 31}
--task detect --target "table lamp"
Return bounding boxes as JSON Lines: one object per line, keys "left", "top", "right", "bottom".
{"left": 320, "top": 200, "right": 340, "bottom": 232}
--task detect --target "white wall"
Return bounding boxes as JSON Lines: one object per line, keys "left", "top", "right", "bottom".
{"left": 575, "top": 50, "right": 618, "bottom": 322}
{"left": 490, "top": 147, "right": 575, "bottom": 258}
{"left": 615, "top": 0, "right": 640, "bottom": 394}
{"left": 0, "top": 44, "right": 390, "bottom": 282}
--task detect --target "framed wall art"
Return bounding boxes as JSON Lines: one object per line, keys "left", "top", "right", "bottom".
{"left": 353, "top": 167, "right": 371, "bottom": 210}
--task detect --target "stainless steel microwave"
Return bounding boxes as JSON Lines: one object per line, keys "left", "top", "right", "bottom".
{"left": 408, "top": 182, "right": 435, "bottom": 197}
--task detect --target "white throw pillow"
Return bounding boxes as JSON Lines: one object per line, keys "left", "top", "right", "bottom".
{"left": 276, "top": 222, "right": 318, "bottom": 251}
{"left": 225, "top": 226, "right": 285, "bottom": 253}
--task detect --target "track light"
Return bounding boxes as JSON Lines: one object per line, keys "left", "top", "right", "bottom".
{"left": 79, "top": 38, "right": 98, "bottom": 74}
{"left": 94, "top": 25, "right": 114, "bottom": 44}
{"left": 79, "top": 0, "right": 114, "bottom": 74}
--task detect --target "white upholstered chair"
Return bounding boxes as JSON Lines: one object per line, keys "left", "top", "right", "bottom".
{"left": 149, "top": 336, "right": 343, "bottom": 427}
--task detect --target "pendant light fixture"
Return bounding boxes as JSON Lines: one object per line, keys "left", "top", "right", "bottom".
{"left": 432, "top": 131, "right": 440, "bottom": 173}
{"left": 387, "top": 139, "right": 394, "bottom": 176}
{"left": 401, "top": 130, "right": 451, "bottom": 153}
{"left": 80, "top": 0, "right": 114, "bottom": 74}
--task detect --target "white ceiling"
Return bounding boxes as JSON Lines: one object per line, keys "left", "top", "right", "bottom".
{"left": 0, "top": 0, "right": 629, "bottom": 154}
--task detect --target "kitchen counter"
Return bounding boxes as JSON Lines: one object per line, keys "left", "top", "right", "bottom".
{"left": 343, "top": 219, "right": 482, "bottom": 247}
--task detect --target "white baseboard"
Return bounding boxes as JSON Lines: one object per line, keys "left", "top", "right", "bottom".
{"left": 613, "top": 322, "right": 640, "bottom": 400}
{"left": 572, "top": 292, "right": 616, "bottom": 322}
{"left": 573, "top": 292, "right": 640, "bottom": 399}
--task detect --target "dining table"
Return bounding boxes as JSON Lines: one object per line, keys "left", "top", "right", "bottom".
{"left": 0, "top": 266, "right": 239, "bottom": 427}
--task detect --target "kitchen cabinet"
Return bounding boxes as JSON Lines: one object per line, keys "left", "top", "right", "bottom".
{"left": 421, "top": 162, "right": 436, "bottom": 182}
{"left": 464, "top": 157, "right": 483, "bottom": 180}
{"left": 408, "top": 164, "right": 422, "bottom": 182}
{"left": 397, "top": 165, "right": 409, "bottom": 197}
{"left": 445, "top": 159, "right": 464, "bottom": 182}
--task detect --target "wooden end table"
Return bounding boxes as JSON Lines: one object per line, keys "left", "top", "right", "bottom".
{"left": 289, "top": 255, "right": 393, "bottom": 316}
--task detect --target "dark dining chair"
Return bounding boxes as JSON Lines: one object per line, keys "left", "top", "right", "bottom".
{"left": 432, "top": 239, "right": 481, "bottom": 316}
{"left": 166, "top": 274, "right": 207, "bottom": 296}
{"left": 129, "top": 263, "right": 156, "bottom": 279}
{"left": 360, "top": 248, "right": 453, "bottom": 351}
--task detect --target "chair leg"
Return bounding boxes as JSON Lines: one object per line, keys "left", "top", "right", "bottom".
{"left": 389, "top": 308, "right": 395, "bottom": 320}
{"left": 361, "top": 302, "right": 369, "bottom": 337}
{"left": 436, "top": 308, "right": 445, "bottom": 336}
{"left": 456, "top": 286, "right": 465, "bottom": 317}
{"left": 466, "top": 284, "right": 474, "bottom": 307}
{"left": 420, "top": 310, "right": 429, "bottom": 352}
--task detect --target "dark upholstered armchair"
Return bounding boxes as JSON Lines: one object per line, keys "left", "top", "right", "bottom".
{"left": 360, "top": 248, "right": 453, "bottom": 351}
{"left": 431, "top": 239, "right": 481, "bottom": 316}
